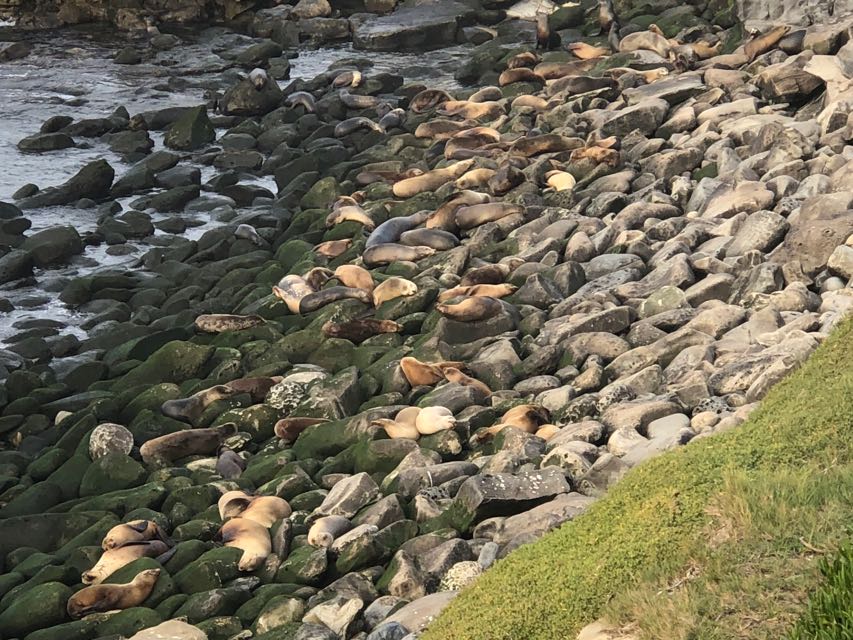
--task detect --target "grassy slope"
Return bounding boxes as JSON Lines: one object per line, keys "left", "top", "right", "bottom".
{"left": 423, "top": 317, "right": 853, "bottom": 640}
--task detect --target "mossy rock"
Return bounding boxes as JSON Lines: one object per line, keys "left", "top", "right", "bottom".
{"left": 105, "top": 557, "right": 175, "bottom": 607}
{"left": 65, "top": 545, "right": 103, "bottom": 576}
{"left": 275, "top": 545, "right": 328, "bottom": 585}
{"left": 115, "top": 341, "right": 215, "bottom": 390}
{"left": 351, "top": 438, "right": 417, "bottom": 475}
{"left": 174, "top": 586, "right": 252, "bottom": 624}
{"left": 26, "top": 448, "right": 70, "bottom": 482}
{"left": 174, "top": 547, "right": 244, "bottom": 594}
{"left": 94, "top": 607, "right": 162, "bottom": 637}
{"left": 0, "top": 481, "right": 63, "bottom": 518}
{"left": 155, "top": 593, "right": 188, "bottom": 618}
{"left": 163, "top": 540, "right": 213, "bottom": 574}
{"left": 23, "top": 618, "right": 100, "bottom": 640}
{"left": 13, "top": 552, "right": 58, "bottom": 578}
{"left": 0, "top": 572, "right": 24, "bottom": 600}
{"left": 172, "top": 518, "right": 220, "bottom": 542}
{"left": 79, "top": 453, "right": 146, "bottom": 497}
{"left": 162, "top": 485, "right": 219, "bottom": 517}
{"left": 307, "top": 338, "right": 355, "bottom": 373}
{"left": 288, "top": 489, "right": 327, "bottom": 512}
{"left": 274, "top": 239, "right": 314, "bottom": 272}
{"left": 213, "top": 404, "right": 280, "bottom": 441}
{"left": 252, "top": 595, "right": 306, "bottom": 635}
{"left": 196, "top": 615, "right": 244, "bottom": 640}
{"left": 276, "top": 329, "right": 325, "bottom": 362}
{"left": 120, "top": 384, "right": 182, "bottom": 424}
{"left": 55, "top": 413, "right": 98, "bottom": 453}
{"left": 234, "top": 584, "right": 306, "bottom": 625}
{"left": 300, "top": 176, "right": 341, "bottom": 210}
{"left": 257, "top": 466, "right": 318, "bottom": 501}
{"left": 127, "top": 409, "right": 187, "bottom": 444}
{"left": 0, "top": 581, "right": 71, "bottom": 637}
{"left": 70, "top": 482, "right": 167, "bottom": 516}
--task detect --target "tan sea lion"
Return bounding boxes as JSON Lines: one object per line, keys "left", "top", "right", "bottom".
{"left": 598, "top": 0, "right": 616, "bottom": 32}
{"left": 535, "top": 424, "right": 560, "bottom": 440}
{"left": 217, "top": 517, "right": 271, "bottom": 571}
{"left": 333, "top": 195, "right": 363, "bottom": 209}
{"left": 372, "top": 406, "right": 422, "bottom": 439}
{"left": 498, "top": 68, "right": 545, "bottom": 87}
{"left": 299, "top": 286, "right": 373, "bottom": 314}
{"left": 443, "top": 367, "right": 492, "bottom": 397}
{"left": 325, "top": 205, "right": 375, "bottom": 230}
{"left": 511, "top": 95, "right": 551, "bottom": 111}
{"left": 332, "top": 265, "right": 374, "bottom": 291}
{"left": 218, "top": 490, "right": 254, "bottom": 520}
{"left": 437, "top": 101, "right": 505, "bottom": 120}
{"left": 332, "top": 69, "right": 362, "bottom": 88}
{"left": 455, "top": 167, "right": 496, "bottom": 189}
{"left": 322, "top": 318, "right": 402, "bottom": 343}
{"left": 455, "top": 202, "right": 523, "bottom": 229}
{"left": 314, "top": 239, "right": 352, "bottom": 259}
{"left": 304, "top": 267, "right": 334, "bottom": 291}
{"left": 545, "top": 170, "right": 577, "bottom": 191}
{"left": 534, "top": 59, "right": 598, "bottom": 79}
{"left": 415, "top": 119, "right": 476, "bottom": 139}
{"left": 392, "top": 159, "right": 475, "bottom": 198}
{"left": 307, "top": 516, "right": 353, "bottom": 548}
{"left": 507, "top": 52, "right": 540, "bottom": 69}
{"left": 139, "top": 423, "right": 238, "bottom": 466}
{"left": 161, "top": 385, "right": 236, "bottom": 424}
{"left": 536, "top": 12, "right": 561, "bottom": 50}
{"left": 363, "top": 243, "right": 436, "bottom": 267}
{"left": 606, "top": 66, "right": 669, "bottom": 83}
{"left": 566, "top": 42, "right": 610, "bottom": 60}
{"left": 744, "top": 25, "right": 789, "bottom": 61}
{"left": 409, "top": 88, "right": 453, "bottom": 113}
{"left": 399, "top": 357, "right": 465, "bottom": 386}
{"left": 436, "top": 296, "right": 503, "bottom": 322}
{"left": 444, "top": 137, "right": 504, "bottom": 161}
{"left": 82, "top": 541, "right": 170, "bottom": 585}
{"left": 426, "top": 190, "right": 491, "bottom": 231}
{"left": 415, "top": 406, "right": 456, "bottom": 435}
{"left": 619, "top": 29, "right": 673, "bottom": 58}
{"left": 239, "top": 497, "right": 292, "bottom": 528}
{"left": 68, "top": 569, "right": 161, "bottom": 618}
{"left": 102, "top": 520, "right": 167, "bottom": 551}
{"left": 373, "top": 277, "right": 418, "bottom": 307}
{"left": 460, "top": 263, "right": 510, "bottom": 286}
{"left": 437, "top": 283, "right": 516, "bottom": 302}
{"left": 273, "top": 275, "right": 316, "bottom": 314}
{"left": 687, "top": 40, "right": 722, "bottom": 59}
{"left": 470, "top": 404, "right": 551, "bottom": 443}
{"left": 285, "top": 91, "right": 316, "bottom": 112}
{"left": 469, "top": 86, "right": 504, "bottom": 102}
{"left": 275, "top": 417, "right": 329, "bottom": 443}
{"left": 194, "top": 314, "right": 265, "bottom": 333}
{"left": 509, "top": 133, "right": 582, "bottom": 157}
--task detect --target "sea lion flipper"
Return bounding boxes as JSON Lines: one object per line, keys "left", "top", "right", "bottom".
{"left": 155, "top": 546, "right": 178, "bottom": 565}
{"left": 126, "top": 520, "right": 151, "bottom": 534}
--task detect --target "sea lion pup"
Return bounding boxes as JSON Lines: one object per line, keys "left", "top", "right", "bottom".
{"left": 545, "top": 170, "right": 577, "bottom": 191}
{"left": 367, "top": 209, "right": 431, "bottom": 248}
{"left": 455, "top": 202, "right": 523, "bottom": 229}
{"left": 325, "top": 205, "right": 376, "bottom": 230}
{"left": 416, "top": 406, "right": 456, "bottom": 435}
{"left": 308, "top": 516, "right": 353, "bottom": 548}
{"left": 443, "top": 367, "right": 492, "bottom": 398}
{"left": 743, "top": 24, "right": 790, "bottom": 61}
{"left": 400, "top": 228, "right": 459, "bottom": 251}
{"left": 409, "top": 88, "right": 453, "bottom": 113}
{"left": 216, "top": 446, "right": 246, "bottom": 480}
{"left": 304, "top": 266, "right": 334, "bottom": 292}
{"left": 379, "top": 107, "right": 406, "bottom": 131}
{"left": 566, "top": 42, "right": 610, "bottom": 60}
{"left": 82, "top": 541, "right": 170, "bottom": 585}
{"left": 507, "top": 51, "right": 541, "bottom": 69}
{"left": 299, "top": 286, "right": 373, "bottom": 314}
{"left": 68, "top": 569, "right": 161, "bottom": 618}
{"left": 217, "top": 517, "right": 271, "bottom": 571}
{"left": 332, "top": 69, "right": 362, "bottom": 88}
{"left": 460, "top": 263, "right": 511, "bottom": 286}
{"left": 334, "top": 117, "right": 385, "bottom": 138}
{"left": 249, "top": 68, "right": 269, "bottom": 90}
{"left": 102, "top": 520, "right": 167, "bottom": 551}
{"left": 436, "top": 296, "right": 503, "bottom": 322}
{"left": 372, "top": 276, "right": 418, "bottom": 307}
{"left": 437, "top": 100, "right": 505, "bottom": 121}
{"left": 275, "top": 417, "right": 328, "bottom": 443}
{"left": 161, "top": 385, "right": 236, "bottom": 424}
{"left": 455, "top": 167, "right": 496, "bottom": 189}
{"left": 363, "top": 243, "right": 435, "bottom": 267}
{"left": 469, "top": 85, "right": 504, "bottom": 102}
{"left": 509, "top": 133, "right": 582, "bottom": 157}
{"left": 373, "top": 405, "right": 422, "bottom": 439}
{"left": 426, "top": 190, "right": 491, "bottom": 231}
{"left": 398, "top": 356, "right": 465, "bottom": 386}
{"left": 618, "top": 27, "right": 673, "bottom": 58}
{"left": 498, "top": 68, "right": 546, "bottom": 87}
{"left": 392, "top": 159, "right": 475, "bottom": 198}
{"left": 285, "top": 91, "right": 316, "bottom": 112}
{"left": 470, "top": 404, "right": 551, "bottom": 443}
{"left": 332, "top": 264, "right": 374, "bottom": 292}
{"left": 415, "top": 119, "right": 476, "bottom": 140}
{"left": 598, "top": 0, "right": 617, "bottom": 32}
{"left": 536, "top": 12, "right": 561, "bottom": 50}
{"left": 322, "top": 318, "right": 402, "bottom": 343}
{"left": 272, "top": 275, "right": 315, "bottom": 314}
{"left": 511, "top": 95, "right": 552, "bottom": 111}
{"left": 234, "top": 223, "right": 267, "bottom": 247}
{"left": 194, "top": 314, "right": 265, "bottom": 333}
{"left": 438, "top": 283, "right": 517, "bottom": 302}
{"left": 140, "top": 423, "right": 238, "bottom": 466}
{"left": 314, "top": 239, "right": 352, "bottom": 259}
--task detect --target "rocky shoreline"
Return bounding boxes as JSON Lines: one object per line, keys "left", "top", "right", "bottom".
{"left": 1, "top": 1, "right": 853, "bottom": 639}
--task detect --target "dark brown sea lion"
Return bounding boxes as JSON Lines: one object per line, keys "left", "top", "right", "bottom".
{"left": 322, "top": 318, "right": 402, "bottom": 343}
{"left": 304, "top": 267, "right": 334, "bottom": 291}
{"left": 285, "top": 91, "right": 317, "bottom": 112}
{"left": 399, "top": 356, "right": 465, "bottom": 386}
{"left": 508, "top": 133, "right": 583, "bottom": 157}
{"left": 161, "top": 386, "right": 236, "bottom": 424}
{"left": 415, "top": 119, "right": 476, "bottom": 140}
{"left": 334, "top": 116, "right": 384, "bottom": 138}
{"left": 488, "top": 163, "right": 524, "bottom": 195}
{"left": 194, "top": 314, "right": 265, "bottom": 333}
{"left": 225, "top": 376, "right": 283, "bottom": 402}
{"left": 366, "top": 210, "right": 431, "bottom": 248}
{"left": 426, "top": 190, "right": 491, "bottom": 231}
{"left": 363, "top": 243, "right": 436, "bottom": 267}
{"left": 455, "top": 202, "right": 523, "bottom": 229}
{"left": 139, "top": 423, "right": 238, "bottom": 466}
{"left": 68, "top": 569, "right": 161, "bottom": 618}
{"left": 460, "top": 263, "right": 510, "bottom": 286}
{"left": 435, "top": 296, "right": 503, "bottom": 322}
{"left": 275, "top": 417, "right": 329, "bottom": 443}
{"left": 298, "top": 287, "right": 373, "bottom": 314}
{"left": 399, "top": 228, "right": 460, "bottom": 251}
{"left": 272, "top": 275, "right": 315, "bottom": 314}
{"left": 216, "top": 447, "right": 246, "bottom": 480}
{"left": 409, "top": 88, "right": 453, "bottom": 113}
{"left": 507, "top": 51, "right": 541, "bottom": 69}
{"left": 536, "top": 13, "right": 561, "bottom": 50}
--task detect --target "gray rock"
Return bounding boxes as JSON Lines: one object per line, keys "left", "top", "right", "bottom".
{"left": 221, "top": 77, "right": 283, "bottom": 117}
{"left": 0, "top": 250, "right": 33, "bottom": 285}
{"left": 164, "top": 105, "right": 216, "bottom": 151}
{"left": 21, "top": 226, "right": 83, "bottom": 267}
{"left": 88, "top": 422, "right": 135, "bottom": 460}
{"left": 352, "top": 1, "right": 475, "bottom": 51}
{"left": 312, "top": 472, "right": 380, "bottom": 520}
{"left": 18, "top": 159, "right": 114, "bottom": 209}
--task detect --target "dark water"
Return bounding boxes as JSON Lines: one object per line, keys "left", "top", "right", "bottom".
{"left": 0, "top": 25, "right": 472, "bottom": 345}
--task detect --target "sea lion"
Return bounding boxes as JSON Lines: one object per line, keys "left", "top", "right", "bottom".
{"left": 82, "top": 541, "right": 170, "bottom": 585}
{"left": 598, "top": 0, "right": 616, "bottom": 33}
{"left": 333, "top": 265, "right": 374, "bottom": 291}
{"left": 217, "top": 517, "right": 271, "bottom": 571}
{"left": 363, "top": 243, "right": 436, "bottom": 267}
{"left": 608, "top": 22, "right": 621, "bottom": 53}
{"left": 68, "top": 569, "right": 161, "bottom": 618}
{"left": 139, "top": 423, "right": 238, "bottom": 466}
{"left": 744, "top": 25, "right": 789, "bottom": 61}
{"left": 334, "top": 117, "right": 384, "bottom": 138}
{"left": 373, "top": 276, "right": 418, "bottom": 307}
{"left": 498, "top": 68, "right": 546, "bottom": 87}
{"left": 455, "top": 202, "right": 523, "bottom": 229}
{"left": 605, "top": 67, "right": 669, "bottom": 83}
{"left": 399, "top": 356, "right": 465, "bottom": 386}
{"left": 437, "top": 100, "right": 505, "bottom": 121}
{"left": 460, "top": 263, "right": 510, "bottom": 286}
{"left": 436, "top": 296, "right": 503, "bottom": 322}
{"left": 338, "top": 90, "right": 384, "bottom": 109}
{"left": 778, "top": 29, "right": 806, "bottom": 55}
{"left": 511, "top": 95, "right": 551, "bottom": 111}
{"left": 275, "top": 417, "right": 329, "bottom": 443}
{"left": 102, "top": 520, "right": 167, "bottom": 551}
{"left": 322, "top": 318, "right": 402, "bottom": 343}
{"left": 239, "top": 497, "right": 292, "bottom": 528}
{"left": 535, "top": 424, "right": 560, "bottom": 440}
{"left": 409, "top": 88, "right": 453, "bottom": 113}
{"left": 686, "top": 40, "right": 722, "bottom": 60}
{"left": 326, "top": 205, "right": 375, "bottom": 230}
{"left": 437, "top": 283, "right": 516, "bottom": 302}
{"left": 194, "top": 314, "right": 265, "bottom": 333}
{"left": 569, "top": 144, "right": 620, "bottom": 167}
{"left": 470, "top": 404, "right": 551, "bottom": 443}
{"left": 507, "top": 52, "right": 540, "bottom": 69}
{"left": 285, "top": 91, "right": 316, "bottom": 112}
{"left": 415, "top": 406, "right": 456, "bottom": 435}
{"left": 161, "top": 385, "right": 237, "bottom": 424}
{"left": 508, "top": 133, "right": 582, "bottom": 157}
{"left": 225, "top": 376, "right": 283, "bottom": 402}
{"left": 399, "top": 228, "right": 460, "bottom": 251}
{"left": 249, "top": 68, "right": 269, "bottom": 90}
{"left": 618, "top": 29, "right": 673, "bottom": 58}
{"left": 536, "top": 13, "right": 561, "bottom": 50}
{"left": 534, "top": 59, "right": 598, "bottom": 79}
{"left": 392, "top": 159, "right": 475, "bottom": 198}
{"left": 304, "top": 267, "right": 334, "bottom": 291}
{"left": 415, "top": 119, "right": 476, "bottom": 140}
{"left": 299, "top": 286, "right": 373, "bottom": 314}
{"left": 372, "top": 406, "right": 422, "bottom": 439}
{"left": 426, "top": 190, "right": 491, "bottom": 231}
{"left": 273, "top": 275, "right": 316, "bottom": 314}
{"left": 218, "top": 490, "right": 253, "bottom": 520}
{"left": 455, "top": 167, "right": 496, "bottom": 189}
{"left": 469, "top": 86, "right": 504, "bottom": 102}
{"left": 332, "top": 69, "right": 362, "bottom": 88}
{"left": 443, "top": 367, "right": 492, "bottom": 397}
{"left": 488, "top": 163, "right": 524, "bottom": 195}
{"left": 235, "top": 223, "right": 267, "bottom": 247}
{"left": 366, "top": 210, "right": 431, "bottom": 248}
{"left": 545, "top": 170, "right": 577, "bottom": 191}
{"left": 216, "top": 447, "right": 246, "bottom": 480}
{"left": 307, "top": 516, "right": 353, "bottom": 548}
{"left": 566, "top": 42, "right": 610, "bottom": 60}
{"left": 314, "top": 239, "right": 352, "bottom": 259}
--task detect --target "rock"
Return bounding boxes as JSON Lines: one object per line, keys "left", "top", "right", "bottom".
{"left": 725, "top": 210, "right": 790, "bottom": 257}
{"left": 79, "top": 453, "right": 146, "bottom": 496}
{"left": 88, "top": 422, "right": 135, "bottom": 459}
{"left": 17, "top": 159, "right": 115, "bottom": 209}
{"left": 18, "top": 132, "right": 75, "bottom": 152}
{"left": 164, "top": 106, "right": 216, "bottom": 151}
{"left": 128, "top": 620, "right": 206, "bottom": 640}
{"left": 114, "top": 46, "right": 142, "bottom": 64}
{"left": 828, "top": 245, "right": 853, "bottom": 280}
{"left": 292, "top": 0, "right": 331, "bottom": 19}
{"left": 21, "top": 226, "right": 84, "bottom": 267}
{"left": 0, "top": 41, "right": 31, "bottom": 62}
{"left": 0, "top": 249, "right": 33, "bottom": 285}
{"left": 312, "top": 472, "right": 381, "bottom": 519}
{"left": 221, "top": 78, "right": 283, "bottom": 117}
{"left": 352, "top": 1, "right": 475, "bottom": 51}
{"left": 0, "top": 581, "right": 71, "bottom": 637}
{"left": 600, "top": 98, "right": 669, "bottom": 137}
{"left": 385, "top": 591, "right": 458, "bottom": 633}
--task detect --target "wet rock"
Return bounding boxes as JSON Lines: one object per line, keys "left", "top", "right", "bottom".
{"left": 21, "top": 226, "right": 83, "bottom": 267}
{"left": 221, "top": 77, "right": 283, "bottom": 117}
{"left": 164, "top": 106, "right": 217, "bottom": 151}
{"left": 0, "top": 581, "right": 71, "bottom": 636}
{"left": 17, "top": 132, "right": 75, "bottom": 152}
{"left": 0, "top": 249, "right": 33, "bottom": 285}
{"left": 352, "top": 1, "right": 475, "bottom": 51}
{"left": 17, "top": 159, "right": 114, "bottom": 209}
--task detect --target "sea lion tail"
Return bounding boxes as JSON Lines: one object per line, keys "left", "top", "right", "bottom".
{"left": 217, "top": 422, "right": 239, "bottom": 438}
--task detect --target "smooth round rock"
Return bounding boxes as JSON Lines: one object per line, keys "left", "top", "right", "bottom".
{"left": 88, "top": 422, "right": 134, "bottom": 460}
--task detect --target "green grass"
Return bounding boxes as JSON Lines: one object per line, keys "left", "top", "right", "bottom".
{"left": 423, "top": 317, "right": 853, "bottom": 640}
{"left": 788, "top": 543, "right": 853, "bottom": 640}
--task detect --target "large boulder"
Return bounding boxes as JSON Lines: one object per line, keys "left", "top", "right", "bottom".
{"left": 0, "top": 581, "right": 71, "bottom": 637}
{"left": 164, "top": 105, "right": 216, "bottom": 151}
{"left": 17, "top": 159, "right": 115, "bottom": 209}
{"left": 221, "top": 77, "right": 283, "bottom": 117}
{"left": 352, "top": 1, "right": 475, "bottom": 51}
{"left": 0, "top": 249, "right": 34, "bottom": 284}
{"left": 21, "top": 226, "right": 84, "bottom": 267}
